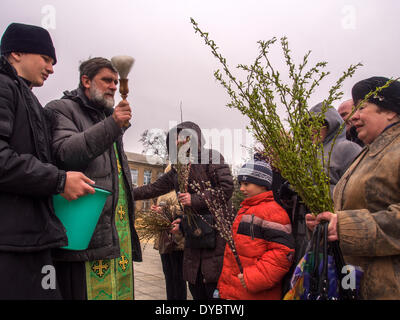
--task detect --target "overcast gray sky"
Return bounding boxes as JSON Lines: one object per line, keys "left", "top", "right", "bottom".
{"left": 1, "top": 0, "right": 399, "bottom": 166}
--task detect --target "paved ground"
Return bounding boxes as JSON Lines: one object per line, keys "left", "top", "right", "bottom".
{"left": 133, "top": 242, "right": 192, "bottom": 300}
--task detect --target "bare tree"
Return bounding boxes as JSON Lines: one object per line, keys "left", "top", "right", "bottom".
{"left": 139, "top": 129, "right": 168, "bottom": 164}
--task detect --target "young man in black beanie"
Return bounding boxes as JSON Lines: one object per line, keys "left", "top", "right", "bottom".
{"left": 0, "top": 22, "right": 96, "bottom": 299}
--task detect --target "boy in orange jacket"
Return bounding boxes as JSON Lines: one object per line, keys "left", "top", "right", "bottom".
{"left": 217, "top": 161, "right": 295, "bottom": 300}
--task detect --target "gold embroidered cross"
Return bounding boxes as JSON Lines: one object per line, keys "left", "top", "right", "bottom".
{"left": 119, "top": 255, "right": 129, "bottom": 271}
{"left": 117, "top": 159, "right": 122, "bottom": 174}
{"left": 118, "top": 205, "right": 126, "bottom": 220}
{"left": 92, "top": 260, "right": 109, "bottom": 278}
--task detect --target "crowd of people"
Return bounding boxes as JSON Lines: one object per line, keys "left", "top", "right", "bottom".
{"left": 0, "top": 22, "right": 399, "bottom": 300}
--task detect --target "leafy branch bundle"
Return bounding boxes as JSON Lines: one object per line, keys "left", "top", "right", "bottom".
{"left": 190, "top": 18, "right": 364, "bottom": 214}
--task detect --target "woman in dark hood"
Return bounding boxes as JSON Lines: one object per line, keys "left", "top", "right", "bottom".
{"left": 133, "top": 121, "right": 234, "bottom": 300}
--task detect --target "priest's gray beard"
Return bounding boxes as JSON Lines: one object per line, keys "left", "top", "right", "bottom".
{"left": 88, "top": 82, "right": 114, "bottom": 109}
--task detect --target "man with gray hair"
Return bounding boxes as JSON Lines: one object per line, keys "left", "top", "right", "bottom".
{"left": 338, "top": 99, "right": 364, "bottom": 147}
{"left": 45, "top": 57, "right": 142, "bottom": 300}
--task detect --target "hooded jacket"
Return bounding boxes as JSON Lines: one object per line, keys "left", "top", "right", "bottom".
{"left": 333, "top": 122, "right": 400, "bottom": 299}
{"left": 310, "top": 103, "right": 362, "bottom": 194}
{"left": 0, "top": 56, "right": 67, "bottom": 252}
{"left": 45, "top": 88, "right": 142, "bottom": 262}
{"left": 133, "top": 121, "right": 234, "bottom": 284}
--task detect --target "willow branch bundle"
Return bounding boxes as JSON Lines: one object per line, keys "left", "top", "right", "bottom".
{"left": 172, "top": 141, "right": 197, "bottom": 227}
{"left": 191, "top": 18, "right": 366, "bottom": 215}
{"left": 175, "top": 161, "right": 191, "bottom": 194}
{"left": 190, "top": 179, "right": 243, "bottom": 273}
{"left": 135, "top": 203, "right": 175, "bottom": 246}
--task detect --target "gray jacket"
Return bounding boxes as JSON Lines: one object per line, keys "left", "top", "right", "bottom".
{"left": 45, "top": 88, "right": 142, "bottom": 262}
{"left": 310, "top": 103, "right": 362, "bottom": 195}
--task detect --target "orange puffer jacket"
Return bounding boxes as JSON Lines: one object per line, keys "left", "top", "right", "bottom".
{"left": 217, "top": 191, "right": 294, "bottom": 300}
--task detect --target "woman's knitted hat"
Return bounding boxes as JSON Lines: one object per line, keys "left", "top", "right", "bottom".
{"left": 352, "top": 77, "right": 400, "bottom": 115}
{"left": 237, "top": 160, "right": 273, "bottom": 189}
{"left": 1, "top": 23, "right": 57, "bottom": 64}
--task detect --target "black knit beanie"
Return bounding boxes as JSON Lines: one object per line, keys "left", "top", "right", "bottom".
{"left": 237, "top": 160, "right": 273, "bottom": 189}
{"left": 352, "top": 77, "right": 400, "bottom": 115}
{"left": 1, "top": 23, "right": 57, "bottom": 65}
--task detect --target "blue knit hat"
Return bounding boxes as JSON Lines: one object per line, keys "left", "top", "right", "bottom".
{"left": 1, "top": 23, "right": 57, "bottom": 64}
{"left": 237, "top": 160, "right": 273, "bottom": 189}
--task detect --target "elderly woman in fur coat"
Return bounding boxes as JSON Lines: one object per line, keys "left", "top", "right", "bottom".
{"left": 306, "top": 77, "right": 400, "bottom": 300}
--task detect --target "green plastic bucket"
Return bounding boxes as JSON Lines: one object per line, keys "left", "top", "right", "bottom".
{"left": 53, "top": 186, "right": 112, "bottom": 250}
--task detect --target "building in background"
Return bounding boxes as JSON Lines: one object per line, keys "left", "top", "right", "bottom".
{"left": 125, "top": 152, "right": 165, "bottom": 211}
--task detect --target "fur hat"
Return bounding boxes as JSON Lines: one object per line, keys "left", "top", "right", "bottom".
{"left": 1, "top": 23, "right": 57, "bottom": 64}
{"left": 237, "top": 160, "right": 273, "bottom": 189}
{"left": 352, "top": 77, "right": 400, "bottom": 115}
